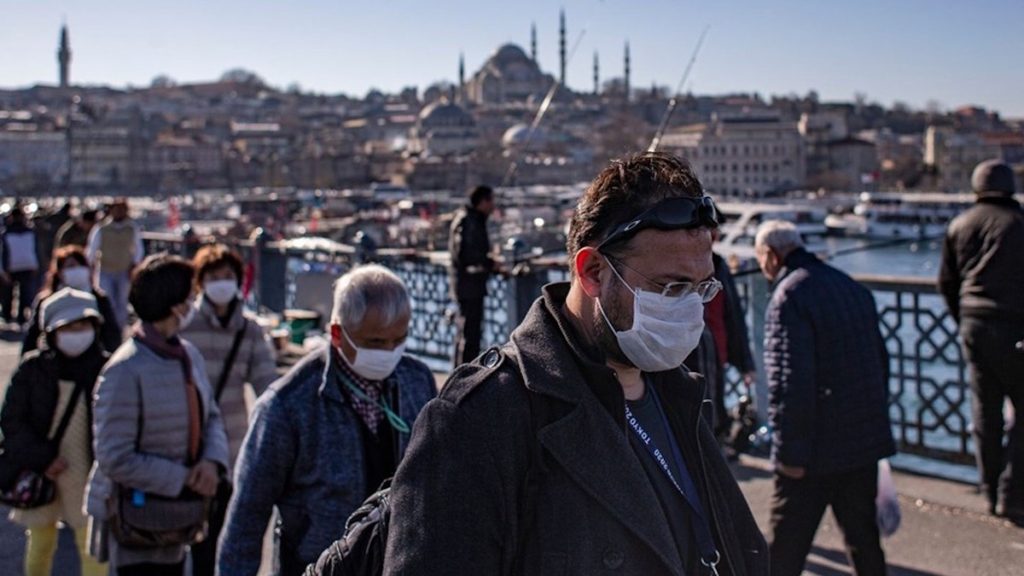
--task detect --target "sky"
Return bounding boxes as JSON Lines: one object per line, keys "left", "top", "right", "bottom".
{"left": 4, "top": 0, "right": 1024, "bottom": 117}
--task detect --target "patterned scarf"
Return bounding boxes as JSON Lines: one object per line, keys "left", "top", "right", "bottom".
{"left": 134, "top": 323, "right": 202, "bottom": 463}
{"left": 334, "top": 348, "right": 385, "bottom": 436}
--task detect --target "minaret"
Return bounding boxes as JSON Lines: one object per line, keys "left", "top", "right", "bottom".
{"left": 58, "top": 23, "right": 71, "bottom": 88}
{"left": 458, "top": 52, "right": 465, "bottom": 100}
{"left": 530, "top": 22, "right": 537, "bottom": 62}
{"left": 559, "top": 9, "right": 566, "bottom": 86}
{"left": 624, "top": 41, "right": 631, "bottom": 102}
{"left": 593, "top": 52, "right": 600, "bottom": 95}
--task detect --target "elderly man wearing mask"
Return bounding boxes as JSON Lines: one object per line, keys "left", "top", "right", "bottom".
{"left": 218, "top": 264, "right": 435, "bottom": 576}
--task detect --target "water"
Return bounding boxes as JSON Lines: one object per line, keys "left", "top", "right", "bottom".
{"left": 825, "top": 237, "right": 944, "bottom": 279}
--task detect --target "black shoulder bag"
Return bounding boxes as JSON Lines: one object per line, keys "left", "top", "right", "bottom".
{"left": 0, "top": 381, "right": 86, "bottom": 509}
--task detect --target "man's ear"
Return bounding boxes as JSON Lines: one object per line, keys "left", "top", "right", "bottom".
{"left": 574, "top": 248, "right": 607, "bottom": 299}
{"left": 329, "top": 324, "right": 342, "bottom": 349}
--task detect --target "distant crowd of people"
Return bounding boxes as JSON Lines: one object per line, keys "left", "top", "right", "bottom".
{"left": 0, "top": 153, "right": 1019, "bottom": 576}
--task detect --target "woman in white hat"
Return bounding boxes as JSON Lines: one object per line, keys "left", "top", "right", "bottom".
{"left": 0, "top": 287, "right": 109, "bottom": 576}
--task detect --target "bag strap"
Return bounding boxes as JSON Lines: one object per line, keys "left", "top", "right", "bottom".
{"left": 216, "top": 324, "right": 248, "bottom": 402}
{"left": 50, "top": 380, "right": 87, "bottom": 448}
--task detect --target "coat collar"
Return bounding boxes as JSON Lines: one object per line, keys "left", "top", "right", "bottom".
{"left": 773, "top": 247, "right": 816, "bottom": 290}
{"left": 509, "top": 282, "right": 702, "bottom": 575}
{"left": 196, "top": 297, "right": 245, "bottom": 331}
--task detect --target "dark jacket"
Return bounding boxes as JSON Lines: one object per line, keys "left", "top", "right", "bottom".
{"left": 218, "top": 346, "right": 436, "bottom": 576}
{"left": 448, "top": 205, "right": 493, "bottom": 300}
{"left": 715, "top": 253, "right": 756, "bottom": 373}
{"left": 764, "top": 248, "right": 895, "bottom": 475}
{"left": 938, "top": 197, "right": 1024, "bottom": 323}
{"left": 384, "top": 283, "right": 768, "bottom": 576}
{"left": 21, "top": 288, "right": 122, "bottom": 356}
{"left": 0, "top": 344, "right": 108, "bottom": 489}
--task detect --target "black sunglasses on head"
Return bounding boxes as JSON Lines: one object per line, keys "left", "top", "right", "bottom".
{"left": 597, "top": 196, "right": 721, "bottom": 251}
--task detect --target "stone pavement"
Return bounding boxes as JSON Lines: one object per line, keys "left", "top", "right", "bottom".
{"left": 0, "top": 336, "right": 1021, "bottom": 575}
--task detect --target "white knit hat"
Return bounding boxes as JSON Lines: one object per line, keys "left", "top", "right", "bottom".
{"left": 40, "top": 287, "right": 102, "bottom": 332}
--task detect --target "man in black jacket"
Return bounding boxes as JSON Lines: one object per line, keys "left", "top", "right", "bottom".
{"left": 448, "top": 185, "right": 497, "bottom": 367}
{"left": 939, "top": 159, "right": 1024, "bottom": 522}
{"left": 386, "top": 153, "right": 767, "bottom": 576}
{"left": 756, "top": 220, "right": 895, "bottom": 576}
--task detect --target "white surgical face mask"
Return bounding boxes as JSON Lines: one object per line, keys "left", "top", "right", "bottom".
{"left": 176, "top": 301, "right": 197, "bottom": 330}
{"left": 341, "top": 327, "right": 405, "bottom": 381}
{"left": 56, "top": 328, "right": 95, "bottom": 358}
{"left": 61, "top": 266, "right": 92, "bottom": 291}
{"left": 598, "top": 258, "right": 706, "bottom": 372}
{"left": 204, "top": 280, "right": 238, "bottom": 306}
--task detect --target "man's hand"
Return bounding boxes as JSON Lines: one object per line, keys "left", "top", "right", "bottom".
{"left": 44, "top": 457, "right": 68, "bottom": 480}
{"left": 186, "top": 460, "right": 220, "bottom": 497}
{"left": 777, "top": 463, "right": 806, "bottom": 479}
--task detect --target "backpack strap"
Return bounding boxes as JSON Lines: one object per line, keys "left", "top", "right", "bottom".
{"left": 498, "top": 343, "right": 560, "bottom": 573}
{"left": 216, "top": 324, "right": 248, "bottom": 402}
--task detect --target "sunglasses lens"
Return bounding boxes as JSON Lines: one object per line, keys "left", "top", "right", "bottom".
{"left": 659, "top": 198, "right": 700, "bottom": 226}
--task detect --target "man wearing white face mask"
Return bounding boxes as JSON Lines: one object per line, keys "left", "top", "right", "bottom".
{"left": 180, "top": 244, "right": 278, "bottom": 576}
{"left": 219, "top": 264, "right": 436, "bottom": 576}
{"left": 385, "top": 153, "right": 767, "bottom": 576}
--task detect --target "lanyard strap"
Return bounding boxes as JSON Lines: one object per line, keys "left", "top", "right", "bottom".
{"left": 625, "top": 387, "right": 720, "bottom": 571}
{"left": 337, "top": 370, "right": 411, "bottom": 434}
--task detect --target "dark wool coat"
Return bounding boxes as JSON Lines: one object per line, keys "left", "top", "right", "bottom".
{"left": 384, "top": 283, "right": 768, "bottom": 576}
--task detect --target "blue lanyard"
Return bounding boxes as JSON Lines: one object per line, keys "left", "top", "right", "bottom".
{"left": 625, "top": 385, "right": 721, "bottom": 573}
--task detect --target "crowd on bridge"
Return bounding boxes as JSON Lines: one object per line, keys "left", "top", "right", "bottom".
{"left": 0, "top": 153, "right": 1020, "bottom": 576}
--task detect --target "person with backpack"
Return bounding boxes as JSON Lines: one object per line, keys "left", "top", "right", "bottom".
{"left": 217, "top": 264, "right": 435, "bottom": 576}
{"left": 0, "top": 288, "right": 109, "bottom": 576}
{"left": 84, "top": 254, "right": 229, "bottom": 576}
{"left": 1, "top": 205, "right": 41, "bottom": 328}
{"left": 181, "top": 244, "right": 278, "bottom": 576}
{"left": 383, "top": 153, "right": 767, "bottom": 576}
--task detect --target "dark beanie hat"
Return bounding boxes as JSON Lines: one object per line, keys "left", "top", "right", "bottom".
{"left": 971, "top": 159, "right": 1016, "bottom": 196}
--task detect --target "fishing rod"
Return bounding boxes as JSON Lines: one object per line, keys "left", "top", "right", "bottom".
{"left": 647, "top": 26, "right": 709, "bottom": 153}
{"left": 502, "top": 27, "right": 589, "bottom": 187}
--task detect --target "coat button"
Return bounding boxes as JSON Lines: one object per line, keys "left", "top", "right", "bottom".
{"left": 482, "top": 349, "right": 500, "bottom": 368}
{"left": 602, "top": 549, "right": 624, "bottom": 570}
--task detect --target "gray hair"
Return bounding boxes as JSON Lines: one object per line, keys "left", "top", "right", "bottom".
{"left": 330, "top": 264, "right": 411, "bottom": 328}
{"left": 755, "top": 220, "right": 804, "bottom": 254}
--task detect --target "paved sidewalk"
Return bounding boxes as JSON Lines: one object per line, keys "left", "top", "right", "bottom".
{"left": 0, "top": 336, "right": 1021, "bottom": 575}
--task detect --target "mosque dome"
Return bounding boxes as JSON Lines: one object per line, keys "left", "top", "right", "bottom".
{"left": 418, "top": 100, "right": 476, "bottom": 130}
{"left": 502, "top": 123, "right": 547, "bottom": 148}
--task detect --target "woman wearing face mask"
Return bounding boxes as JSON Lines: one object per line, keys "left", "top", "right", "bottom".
{"left": 22, "top": 245, "right": 122, "bottom": 356}
{"left": 84, "top": 254, "right": 229, "bottom": 576}
{"left": 180, "top": 244, "right": 277, "bottom": 576}
{"left": 0, "top": 288, "right": 109, "bottom": 576}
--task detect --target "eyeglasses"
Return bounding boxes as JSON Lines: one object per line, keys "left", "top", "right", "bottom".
{"left": 606, "top": 255, "right": 723, "bottom": 303}
{"left": 597, "top": 196, "right": 721, "bottom": 252}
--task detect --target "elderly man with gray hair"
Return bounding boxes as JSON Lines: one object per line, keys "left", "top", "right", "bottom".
{"left": 755, "top": 220, "right": 895, "bottom": 576}
{"left": 217, "top": 264, "right": 436, "bottom": 576}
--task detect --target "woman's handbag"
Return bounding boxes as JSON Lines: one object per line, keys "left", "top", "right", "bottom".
{"left": 0, "top": 382, "right": 85, "bottom": 509}
{"left": 108, "top": 484, "right": 211, "bottom": 549}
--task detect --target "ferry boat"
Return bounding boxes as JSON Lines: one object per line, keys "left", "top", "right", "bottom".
{"left": 825, "top": 192, "right": 975, "bottom": 239}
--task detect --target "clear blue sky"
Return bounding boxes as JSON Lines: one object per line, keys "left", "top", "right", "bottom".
{"left": 5, "top": 0, "right": 1024, "bottom": 116}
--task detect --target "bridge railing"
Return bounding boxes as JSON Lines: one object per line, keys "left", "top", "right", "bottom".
{"left": 143, "top": 233, "right": 973, "bottom": 465}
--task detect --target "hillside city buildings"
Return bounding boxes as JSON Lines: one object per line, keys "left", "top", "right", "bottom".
{"left": 2, "top": 20, "right": 1023, "bottom": 197}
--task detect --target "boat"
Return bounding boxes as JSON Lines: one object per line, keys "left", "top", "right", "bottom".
{"left": 825, "top": 192, "right": 975, "bottom": 240}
